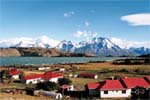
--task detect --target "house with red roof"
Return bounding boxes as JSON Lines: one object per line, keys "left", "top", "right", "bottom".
{"left": 43, "top": 72, "right": 63, "bottom": 83}
{"left": 79, "top": 72, "right": 98, "bottom": 79}
{"left": 120, "top": 77, "right": 150, "bottom": 89}
{"left": 22, "top": 72, "right": 63, "bottom": 84}
{"left": 9, "top": 69, "right": 20, "bottom": 80}
{"left": 22, "top": 74, "right": 44, "bottom": 84}
{"left": 86, "top": 80, "right": 131, "bottom": 98}
{"left": 85, "top": 76, "right": 150, "bottom": 98}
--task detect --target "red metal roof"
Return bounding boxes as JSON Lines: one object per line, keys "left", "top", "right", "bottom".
{"left": 86, "top": 82, "right": 100, "bottom": 89}
{"left": 9, "top": 69, "right": 20, "bottom": 76}
{"left": 24, "top": 72, "right": 63, "bottom": 80}
{"left": 86, "top": 76, "right": 150, "bottom": 90}
{"left": 100, "top": 80, "right": 125, "bottom": 90}
{"left": 24, "top": 74, "right": 44, "bottom": 80}
{"left": 121, "top": 77, "right": 150, "bottom": 88}
{"left": 43, "top": 72, "right": 63, "bottom": 80}
{"left": 87, "top": 80, "right": 125, "bottom": 90}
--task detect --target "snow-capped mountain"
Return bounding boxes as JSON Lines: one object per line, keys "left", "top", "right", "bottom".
{"left": 129, "top": 47, "right": 150, "bottom": 55}
{"left": 56, "top": 40, "right": 75, "bottom": 52}
{"left": 15, "top": 38, "right": 36, "bottom": 47}
{"left": 56, "top": 37, "right": 129, "bottom": 56}
{"left": 56, "top": 37, "right": 150, "bottom": 56}
{"left": 0, "top": 36, "right": 150, "bottom": 56}
{"left": 0, "top": 37, "right": 35, "bottom": 48}
{"left": 35, "top": 36, "right": 59, "bottom": 48}
{"left": 73, "top": 37, "right": 129, "bottom": 56}
{"left": 0, "top": 36, "right": 59, "bottom": 48}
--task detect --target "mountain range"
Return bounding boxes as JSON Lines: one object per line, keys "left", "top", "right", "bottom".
{"left": 0, "top": 36, "right": 150, "bottom": 56}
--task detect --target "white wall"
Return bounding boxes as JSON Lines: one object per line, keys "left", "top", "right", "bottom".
{"left": 26, "top": 78, "right": 42, "bottom": 84}
{"left": 94, "top": 75, "right": 98, "bottom": 79}
{"left": 100, "top": 89, "right": 131, "bottom": 98}
{"left": 49, "top": 76, "right": 63, "bottom": 83}
{"left": 12, "top": 75, "right": 19, "bottom": 80}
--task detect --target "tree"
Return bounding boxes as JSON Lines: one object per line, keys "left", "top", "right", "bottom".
{"left": 58, "top": 78, "right": 72, "bottom": 86}
{"left": 36, "top": 81, "right": 59, "bottom": 91}
{"left": 0, "top": 70, "right": 11, "bottom": 83}
{"left": 19, "top": 71, "right": 25, "bottom": 79}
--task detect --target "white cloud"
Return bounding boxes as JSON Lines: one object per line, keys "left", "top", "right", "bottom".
{"left": 111, "top": 37, "right": 150, "bottom": 48}
{"left": 64, "top": 11, "right": 75, "bottom": 18}
{"left": 85, "top": 21, "right": 90, "bottom": 26}
{"left": 121, "top": 13, "right": 150, "bottom": 26}
{"left": 74, "top": 31, "right": 88, "bottom": 38}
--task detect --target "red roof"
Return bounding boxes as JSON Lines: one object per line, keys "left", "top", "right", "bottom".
{"left": 87, "top": 80, "right": 125, "bottom": 90}
{"left": 100, "top": 80, "right": 125, "bottom": 90}
{"left": 43, "top": 72, "right": 63, "bottom": 80}
{"left": 86, "top": 76, "right": 150, "bottom": 90}
{"left": 86, "top": 82, "right": 100, "bottom": 89}
{"left": 24, "top": 74, "right": 44, "bottom": 80}
{"left": 9, "top": 69, "right": 20, "bottom": 76}
{"left": 79, "top": 72, "right": 96, "bottom": 78}
{"left": 121, "top": 77, "right": 150, "bottom": 88}
{"left": 24, "top": 72, "right": 63, "bottom": 80}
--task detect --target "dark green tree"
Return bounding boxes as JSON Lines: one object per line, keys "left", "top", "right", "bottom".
{"left": 36, "top": 81, "right": 59, "bottom": 91}
{"left": 58, "top": 78, "right": 72, "bottom": 86}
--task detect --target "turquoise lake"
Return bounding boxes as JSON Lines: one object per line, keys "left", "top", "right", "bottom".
{"left": 0, "top": 57, "right": 124, "bottom": 66}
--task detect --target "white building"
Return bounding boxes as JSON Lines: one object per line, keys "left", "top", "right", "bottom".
{"left": 22, "top": 72, "right": 63, "bottom": 84}
{"left": 86, "top": 76, "right": 150, "bottom": 98}
{"left": 38, "top": 67, "right": 50, "bottom": 71}
{"left": 9, "top": 68, "right": 20, "bottom": 80}
{"left": 43, "top": 72, "right": 63, "bottom": 83}
{"left": 79, "top": 72, "right": 98, "bottom": 79}
{"left": 22, "top": 74, "right": 44, "bottom": 84}
{"left": 34, "top": 90, "right": 62, "bottom": 99}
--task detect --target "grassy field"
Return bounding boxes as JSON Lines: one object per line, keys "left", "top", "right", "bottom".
{"left": 62, "top": 62, "right": 150, "bottom": 89}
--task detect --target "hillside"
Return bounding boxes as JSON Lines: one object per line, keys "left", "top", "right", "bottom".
{"left": 0, "top": 48, "right": 21, "bottom": 57}
{"left": 0, "top": 47, "right": 92, "bottom": 57}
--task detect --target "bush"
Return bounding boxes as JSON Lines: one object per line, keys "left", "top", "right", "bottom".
{"left": 36, "top": 81, "right": 59, "bottom": 91}
{"left": 58, "top": 78, "right": 72, "bottom": 86}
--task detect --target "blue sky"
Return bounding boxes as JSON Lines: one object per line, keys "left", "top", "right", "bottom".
{"left": 0, "top": 0, "right": 149, "bottom": 42}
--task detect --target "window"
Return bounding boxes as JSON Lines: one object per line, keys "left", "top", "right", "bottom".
{"left": 104, "top": 91, "right": 108, "bottom": 94}
{"left": 122, "top": 90, "right": 126, "bottom": 94}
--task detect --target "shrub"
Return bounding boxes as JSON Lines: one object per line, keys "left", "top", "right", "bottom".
{"left": 36, "top": 81, "right": 59, "bottom": 91}
{"left": 58, "top": 78, "right": 72, "bottom": 86}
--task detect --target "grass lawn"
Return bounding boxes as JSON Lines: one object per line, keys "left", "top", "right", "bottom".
{"left": 70, "top": 77, "right": 99, "bottom": 90}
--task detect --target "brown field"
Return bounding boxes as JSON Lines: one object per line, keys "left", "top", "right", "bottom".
{"left": 70, "top": 62, "right": 150, "bottom": 71}
{"left": 23, "top": 70, "right": 44, "bottom": 75}
{"left": 0, "top": 93, "right": 52, "bottom": 100}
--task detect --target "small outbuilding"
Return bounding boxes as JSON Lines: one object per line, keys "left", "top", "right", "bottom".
{"left": 9, "top": 69, "right": 20, "bottom": 80}
{"left": 79, "top": 72, "right": 98, "bottom": 79}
